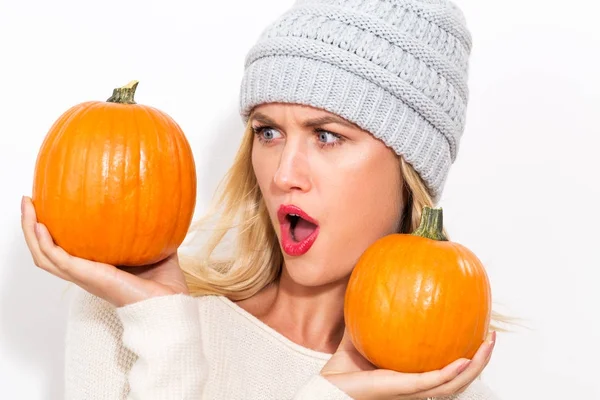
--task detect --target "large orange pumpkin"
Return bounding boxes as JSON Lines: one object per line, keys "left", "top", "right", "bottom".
{"left": 344, "top": 207, "right": 491, "bottom": 373}
{"left": 32, "top": 81, "right": 197, "bottom": 267}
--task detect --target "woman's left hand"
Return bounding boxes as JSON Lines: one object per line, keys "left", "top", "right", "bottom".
{"left": 320, "top": 328, "right": 496, "bottom": 399}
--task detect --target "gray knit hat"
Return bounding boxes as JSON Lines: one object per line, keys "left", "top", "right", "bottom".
{"left": 239, "top": 0, "right": 472, "bottom": 204}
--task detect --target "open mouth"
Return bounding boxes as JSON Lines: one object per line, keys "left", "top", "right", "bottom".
{"left": 277, "top": 204, "right": 320, "bottom": 256}
{"left": 287, "top": 213, "right": 318, "bottom": 242}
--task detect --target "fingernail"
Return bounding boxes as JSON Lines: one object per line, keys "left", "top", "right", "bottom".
{"left": 486, "top": 331, "right": 497, "bottom": 344}
{"left": 457, "top": 360, "right": 471, "bottom": 374}
{"left": 21, "top": 196, "right": 25, "bottom": 214}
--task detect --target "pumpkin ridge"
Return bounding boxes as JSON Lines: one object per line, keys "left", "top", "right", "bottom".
{"left": 142, "top": 104, "right": 171, "bottom": 261}
{"left": 388, "top": 247, "right": 403, "bottom": 367}
{"left": 104, "top": 104, "right": 117, "bottom": 261}
{"left": 129, "top": 104, "right": 142, "bottom": 265}
{"left": 456, "top": 242, "right": 489, "bottom": 357}
{"left": 54, "top": 103, "right": 99, "bottom": 247}
{"left": 170, "top": 112, "right": 196, "bottom": 251}
{"left": 33, "top": 103, "right": 83, "bottom": 218}
{"left": 79, "top": 103, "right": 107, "bottom": 258}
{"left": 136, "top": 105, "right": 158, "bottom": 262}
{"left": 151, "top": 107, "right": 184, "bottom": 257}
{"left": 114, "top": 105, "right": 138, "bottom": 263}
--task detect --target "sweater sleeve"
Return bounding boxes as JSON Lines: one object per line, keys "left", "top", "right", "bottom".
{"left": 291, "top": 374, "right": 499, "bottom": 400}
{"left": 64, "top": 286, "right": 136, "bottom": 400}
{"left": 292, "top": 375, "right": 353, "bottom": 400}
{"left": 64, "top": 286, "right": 207, "bottom": 400}
{"left": 115, "top": 293, "right": 208, "bottom": 400}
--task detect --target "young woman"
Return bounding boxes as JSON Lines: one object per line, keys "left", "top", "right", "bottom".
{"left": 21, "top": 0, "right": 501, "bottom": 398}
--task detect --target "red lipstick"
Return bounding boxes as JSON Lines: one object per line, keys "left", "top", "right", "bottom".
{"left": 277, "top": 204, "right": 320, "bottom": 256}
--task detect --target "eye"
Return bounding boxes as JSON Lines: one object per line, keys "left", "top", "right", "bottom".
{"left": 252, "top": 126, "right": 282, "bottom": 143}
{"left": 317, "top": 130, "right": 339, "bottom": 144}
{"left": 315, "top": 129, "right": 344, "bottom": 148}
{"left": 262, "top": 127, "right": 281, "bottom": 140}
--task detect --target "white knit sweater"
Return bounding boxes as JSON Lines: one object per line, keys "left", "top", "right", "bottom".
{"left": 64, "top": 287, "right": 500, "bottom": 399}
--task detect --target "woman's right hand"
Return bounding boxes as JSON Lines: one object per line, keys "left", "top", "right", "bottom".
{"left": 321, "top": 328, "right": 496, "bottom": 400}
{"left": 20, "top": 196, "right": 190, "bottom": 308}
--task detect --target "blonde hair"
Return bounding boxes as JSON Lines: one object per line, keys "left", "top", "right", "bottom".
{"left": 180, "top": 118, "right": 513, "bottom": 332}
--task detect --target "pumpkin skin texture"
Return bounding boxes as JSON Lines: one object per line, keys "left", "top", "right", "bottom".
{"left": 32, "top": 81, "right": 197, "bottom": 267}
{"left": 344, "top": 207, "right": 491, "bottom": 373}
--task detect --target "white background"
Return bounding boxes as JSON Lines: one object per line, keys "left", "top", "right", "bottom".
{"left": 1, "top": 0, "right": 599, "bottom": 399}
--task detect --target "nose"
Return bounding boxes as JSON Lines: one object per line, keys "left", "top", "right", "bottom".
{"left": 272, "top": 140, "right": 312, "bottom": 193}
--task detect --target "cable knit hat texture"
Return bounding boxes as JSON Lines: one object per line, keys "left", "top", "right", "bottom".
{"left": 239, "top": 0, "right": 472, "bottom": 203}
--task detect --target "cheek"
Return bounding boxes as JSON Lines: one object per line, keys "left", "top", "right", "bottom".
{"left": 332, "top": 157, "right": 402, "bottom": 237}
{"left": 325, "top": 171, "right": 400, "bottom": 278}
{"left": 343, "top": 181, "right": 399, "bottom": 243}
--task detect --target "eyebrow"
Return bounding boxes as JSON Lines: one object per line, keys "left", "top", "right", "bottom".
{"left": 250, "top": 111, "right": 357, "bottom": 130}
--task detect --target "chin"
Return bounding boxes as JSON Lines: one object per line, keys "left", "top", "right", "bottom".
{"left": 281, "top": 256, "right": 348, "bottom": 288}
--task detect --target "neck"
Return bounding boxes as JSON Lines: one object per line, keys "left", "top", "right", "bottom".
{"left": 242, "top": 268, "right": 347, "bottom": 354}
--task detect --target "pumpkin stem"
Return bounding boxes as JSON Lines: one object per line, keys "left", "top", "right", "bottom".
{"left": 411, "top": 206, "right": 448, "bottom": 241}
{"left": 106, "top": 80, "right": 139, "bottom": 104}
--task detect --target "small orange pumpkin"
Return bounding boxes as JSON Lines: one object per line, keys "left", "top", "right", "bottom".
{"left": 344, "top": 207, "right": 491, "bottom": 373}
{"left": 32, "top": 81, "right": 197, "bottom": 267}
